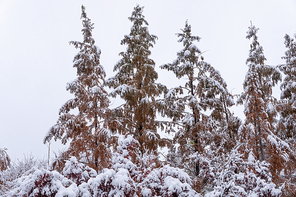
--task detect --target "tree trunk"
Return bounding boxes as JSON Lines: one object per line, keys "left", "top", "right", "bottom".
{"left": 189, "top": 77, "right": 200, "bottom": 176}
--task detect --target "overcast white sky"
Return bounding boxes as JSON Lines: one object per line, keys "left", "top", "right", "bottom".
{"left": 1, "top": 0, "right": 296, "bottom": 162}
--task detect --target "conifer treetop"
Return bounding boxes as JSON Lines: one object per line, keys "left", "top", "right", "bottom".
{"left": 239, "top": 22, "right": 281, "bottom": 104}
{"left": 246, "top": 23, "right": 266, "bottom": 66}
{"left": 280, "top": 33, "right": 296, "bottom": 101}
{"left": 69, "top": 5, "right": 104, "bottom": 79}
{"left": 283, "top": 33, "right": 296, "bottom": 66}
{"left": 80, "top": 5, "right": 95, "bottom": 46}
{"left": 177, "top": 21, "right": 201, "bottom": 48}
{"left": 111, "top": 5, "right": 158, "bottom": 89}
{"left": 161, "top": 21, "right": 201, "bottom": 79}
{"left": 128, "top": 5, "right": 148, "bottom": 27}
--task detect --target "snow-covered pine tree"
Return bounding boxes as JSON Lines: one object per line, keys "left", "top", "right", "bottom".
{"left": 277, "top": 33, "right": 296, "bottom": 196}
{"left": 278, "top": 33, "right": 296, "bottom": 140}
{"left": 238, "top": 23, "right": 281, "bottom": 134}
{"left": 106, "top": 5, "right": 168, "bottom": 163}
{"left": 160, "top": 21, "right": 239, "bottom": 191}
{"left": 44, "top": 5, "right": 111, "bottom": 171}
{"left": 238, "top": 23, "right": 277, "bottom": 161}
{"left": 238, "top": 24, "right": 296, "bottom": 190}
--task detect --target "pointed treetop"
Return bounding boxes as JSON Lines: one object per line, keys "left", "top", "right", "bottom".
{"left": 76, "top": 5, "right": 95, "bottom": 46}
{"left": 128, "top": 5, "right": 148, "bottom": 26}
{"left": 246, "top": 21, "right": 259, "bottom": 39}
{"left": 81, "top": 5, "right": 86, "bottom": 18}
{"left": 246, "top": 22, "right": 266, "bottom": 66}
{"left": 283, "top": 34, "right": 296, "bottom": 65}
{"left": 177, "top": 20, "right": 201, "bottom": 46}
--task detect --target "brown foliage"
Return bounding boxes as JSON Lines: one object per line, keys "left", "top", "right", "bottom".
{"left": 0, "top": 148, "right": 10, "bottom": 171}
{"left": 44, "top": 6, "right": 111, "bottom": 171}
{"left": 106, "top": 5, "right": 168, "bottom": 165}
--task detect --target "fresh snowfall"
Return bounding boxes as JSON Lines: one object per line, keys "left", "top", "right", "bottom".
{"left": 1, "top": 5, "right": 296, "bottom": 197}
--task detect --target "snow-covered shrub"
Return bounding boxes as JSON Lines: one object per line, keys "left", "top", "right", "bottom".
{"left": 0, "top": 154, "right": 47, "bottom": 195}
{"left": 77, "top": 135, "right": 199, "bottom": 196}
{"left": 6, "top": 156, "right": 100, "bottom": 197}
{"left": 10, "top": 155, "right": 47, "bottom": 180}
{"left": 62, "top": 157, "right": 97, "bottom": 186}
{"left": 7, "top": 167, "right": 78, "bottom": 197}
{"left": 80, "top": 168, "right": 137, "bottom": 196}
{"left": 75, "top": 135, "right": 138, "bottom": 196}
{"left": 206, "top": 147, "right": 282, "bottom": 197}
{"left": 140, "top": 165, "right": 200, "bottom": 196}
{"left": 112, "top": 135, "right": 139, "bottom": 176}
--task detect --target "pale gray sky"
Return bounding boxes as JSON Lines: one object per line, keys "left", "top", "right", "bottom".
{"left": 1, "top": 0, "right": 296, "bottom": 161}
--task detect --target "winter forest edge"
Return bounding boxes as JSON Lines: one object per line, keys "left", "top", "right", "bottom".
{"left": 1, "top": 5, "right": 296, "bottom": 196}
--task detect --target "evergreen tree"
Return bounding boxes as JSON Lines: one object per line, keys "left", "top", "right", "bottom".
{"left": 238, "top": 23, "right": 281, "bottom": 161}
{"left": 277, "top": 33, "right": 296, "bottom": 195}
{"left": 238, "top": 23, "right": 281, "bottom": 134}
{"left": 107, "top": 5, "right": 168, "bottom": 162}
{"left": 238, "top": 24, "right": 296, "bottom": 189}
{"left": 161, "top": 21, "right": 239, "bottom": 189}
{"left": 278, "top": 33, "right": 296, "bottom": 139}
{"left": 44, "top": 5, "right": 111, "bottom": 171}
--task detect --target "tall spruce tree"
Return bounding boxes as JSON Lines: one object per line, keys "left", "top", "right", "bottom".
{"left": 44, "top": 6, "right": 111, "bottom": 171}
{"left": 238, "top": 24, "right": 281, "bottom": 161}
{"left": 276, "top": 33, "right": 296, "bottom": 195}
{"left": 107, "top": 5, "right": 167, "bottom": 163}
{"left": 278, "top": 33, "right": 296, "bottom": 139}
{"left": 238, "top": 24, "right": 296, "bottom": 187}
{"left": 161, "top": 21, "right": 239, "bottom": 187}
